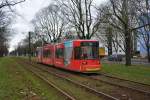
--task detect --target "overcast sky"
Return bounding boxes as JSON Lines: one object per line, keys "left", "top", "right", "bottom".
{"left": 9, "top": 0, "right": 107, "bottom": 52}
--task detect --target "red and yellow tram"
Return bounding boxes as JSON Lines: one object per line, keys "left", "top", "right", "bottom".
{"left": 36, "top": 40, "right": 101, "bottom": 72}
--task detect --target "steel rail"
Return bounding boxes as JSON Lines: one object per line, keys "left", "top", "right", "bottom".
{"left": 26, "top": 60, "right": 150, "bottom": 97}
{"left": 99, "top": 72, "right": 150, "bottom": 87}
{"left": 21, "top": 62, "right": 76, "bottom": 100}
{"left": 27, "top": 62, "right": 119, "bottom": 100}
{"left": 88, "top": 75, "right": 150, "bottom": 96}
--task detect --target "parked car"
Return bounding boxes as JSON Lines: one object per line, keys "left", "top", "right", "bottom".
{"left": 108, "top": 54, "right": 123, "bottom": 61}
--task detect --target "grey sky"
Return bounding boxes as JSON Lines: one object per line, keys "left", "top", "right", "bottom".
{"left": 9, "top": 0, "right": 107, "bottom": 52}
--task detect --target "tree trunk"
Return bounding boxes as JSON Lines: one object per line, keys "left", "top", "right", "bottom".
{"left": 107, "top": 27, "right": 112, "bottom": 56}
{"left": 125, "top": 30, "right": 132, "bottom": 66}
{"left": 147, "top": 47, "right": 150, "bottom": 62}
{"left": 108, "top": 39, "right": 112, "bottom": 56}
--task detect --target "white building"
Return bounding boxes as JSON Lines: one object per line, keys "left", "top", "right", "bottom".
{"left": 92, "top": 33, "right": 125, "bottom": 56}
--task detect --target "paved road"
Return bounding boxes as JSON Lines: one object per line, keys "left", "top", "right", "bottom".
{"left": 101, "top": 58, "right": 150, "bottom": 66}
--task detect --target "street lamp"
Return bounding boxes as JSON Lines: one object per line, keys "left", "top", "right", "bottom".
{"left": 28, "top": 31, "right": 33, "bottom": 62}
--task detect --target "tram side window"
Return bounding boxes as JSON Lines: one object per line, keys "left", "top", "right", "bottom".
{"left": 56, "top": 48, "right": 64, "bottom": 59}
{"left": 43, "top": 50, "right": 51, "bottom": 58}
{"left": 74, "top": 47, "right": 81, "bottom": 59}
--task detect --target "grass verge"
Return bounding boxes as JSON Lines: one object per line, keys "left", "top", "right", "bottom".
{"left": 0, "top": 57, "right": 65, "bottom": 100}
{"left": 100, "top": 63, "right": 150, "bottom": 85}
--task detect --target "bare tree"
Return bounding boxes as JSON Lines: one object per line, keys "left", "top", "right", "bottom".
{"left": 96, "top": 4, "right": 125, "bottom": 56}
{"left": 32, "top": 4, "right": 66, "bottom": 43}
{"left": 0, "top": 10, "right": 11, "bottom": 56}
{"left": 97, "top": 0, "right": 150, "bottom": 65}
{"left": 108, "top": 0, "right": 133, "bottom": 66}
{"left": 0, "top": 0, "right": 26, "bottom": 56}
{"left": 96, "top": 0, "right": 150, "bottom": 65}
{"left": 0, "top": 0, "right": 25, "bottom": 9}
{"left": 137, "top": 0, "right": 150, "bottom": 62}
{"left": 57, "top": 0, "right": 100, "bottom": 39}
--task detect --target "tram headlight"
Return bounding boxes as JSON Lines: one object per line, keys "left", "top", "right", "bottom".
{"left": 82, "top": 61, "right": 87, "bottom": 65}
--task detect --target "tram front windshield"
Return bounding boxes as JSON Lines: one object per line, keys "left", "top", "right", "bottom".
{"left": 74, "top": 42, "right": 99, "bottom": 60}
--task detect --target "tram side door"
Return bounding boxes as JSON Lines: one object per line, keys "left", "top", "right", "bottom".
{"left": 64, "top": 41, "right": 73, "bottom": 66}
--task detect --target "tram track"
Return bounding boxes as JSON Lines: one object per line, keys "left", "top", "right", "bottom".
{"left": 18, "top": 59, "right": 150, "bottom": 100}
{"left": 98, "top": 72, "right": 150, "bottom": 88}
{"left": 38, "top": 65, "right": 150, "bottom": 100}
{"left": 50, "top": 67, "right": 150, "bottom": 100}
{"left": 17, "top": 61, "right": 76, "bottom": 100}
{"left": 19, "top": 60, "right": 119, "bottom": 100}
{"left": 87, "top": 73, "right": 150, "bottom": 95}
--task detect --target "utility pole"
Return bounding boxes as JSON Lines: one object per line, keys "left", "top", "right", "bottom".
{"left": 107, "top": 27, "right": 112, "bottom": 56}
{"left": 41, "top": 35, "right": 44, "bottom": 62}
{"left": 28, "top": 32, "right": 31, "bottom": 62}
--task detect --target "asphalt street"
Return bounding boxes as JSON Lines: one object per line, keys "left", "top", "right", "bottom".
{"left": 101, "top": 58, "right": 150, "bottom": 66}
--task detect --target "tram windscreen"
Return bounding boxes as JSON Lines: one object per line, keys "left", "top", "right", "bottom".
{"left": 74, "top": 42, "right": 99, "bottom": 59}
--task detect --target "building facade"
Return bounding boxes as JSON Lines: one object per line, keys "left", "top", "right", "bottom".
{"left": 138, "top": 14, "right": 150, "bottom": 58}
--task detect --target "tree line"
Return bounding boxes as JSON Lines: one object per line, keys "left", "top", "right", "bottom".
{"left": 0, "top": 0, "right": 25, "bottom": 57}
{"left": 12, "top": 0, "right": 150, "bottom": 65}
